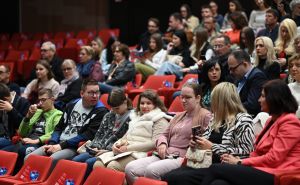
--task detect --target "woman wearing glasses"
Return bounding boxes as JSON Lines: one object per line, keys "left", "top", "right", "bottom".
{"left": 55, "top": 59, "right": 83, "bottom": 110}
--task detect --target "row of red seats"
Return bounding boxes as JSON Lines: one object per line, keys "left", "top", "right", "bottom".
{"left": 0, "top": 150, "right": 167, "bottom": 185}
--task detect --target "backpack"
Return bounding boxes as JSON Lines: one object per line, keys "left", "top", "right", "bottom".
{"left": 89, "top": 62, "right": 104, "bottom": 82}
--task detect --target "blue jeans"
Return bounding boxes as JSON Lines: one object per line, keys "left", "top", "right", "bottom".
{"left": 155, "top": 61, "right": 183, "bottom": 80}
{"left": 0, "top": 137, "right": 13, "bottom": 150}
{"left": 72, "top": 152, "right": 97, "bottom": 178}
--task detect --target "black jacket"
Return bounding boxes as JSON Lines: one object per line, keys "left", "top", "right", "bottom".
{"left": 106, "top": 59, "right": 136, "bottom": 86}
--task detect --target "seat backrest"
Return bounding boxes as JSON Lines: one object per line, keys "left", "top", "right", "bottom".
{"left": 5, "top": 50, "right": 29, "bottom": 61}
{"left": 0, "top": 150, "right": 18, "bottom": 176}
{"left": 83, "top": 167, "right": 125, "bottom": 185}
{"left": 125, "top": 73, "right": 143, "bottom": 93}
{"left": 76, "top": 30, "right": 96, "bottom": 40}
{"left": 19, "top": 40, "right": 41, "bottom": 50}
{"left": 177, "top": 74, "right": 198, "bottom": 89}
{"left": 54, "top": 31, "right": 74, "bottom": 40}
{"left": 15, "top": 155, "right": 52, "bottom": 182}
{"left": 168, "top": 96, "right": 184, "bottom": 113}
{"left": 43, "top": 160, "right": 87, "bottom": 185}
{"left": 29, "top": 48, "right": 41, "bottom": 61}
{"left": 98, "top": 28, "right": 120, "bottom": 46}
{"left": 142, "top": 75, "right": 176, "bottom": 90}
{"left": 64, "top": 38, "right": 88, "bottom": 49}
{"left": 133, "top": 177, "right": 167, "bottom": 185}
{"left": 57, "top": 48, "right": 79, "bottom": 61}
{"left": 100, "top": 93, "right": 111, "bottom": 109}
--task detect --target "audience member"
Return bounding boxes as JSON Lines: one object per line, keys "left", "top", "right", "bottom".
{"left": 257, "top": 9, "right": 280, "bottom": 43}
{"left": 22, "top": 60, "right": 60, "bottom": 104}
{"left": 0, "top": 64, "right": 21, "bottom": 95}
{"left": 135, "top": 33, "right": 167, "bottom": 82}
{"left": 163, "top": 82, "right": 255, "bottom": 185}
{"left": 77, "top": 46, "right": 96, "bottom": 79}
{"left": 288, "top": 54, "right": 300, "bottom": 118}
{"left": 228, "top": 49, "right": 267, "bottom": 116}
{"left": 100, "top": 36, "right": 120, "bottom": 76}
{"left": 55, "top": 59, "right": 83, "bottom": 110}
{"left": 201, "top": 16, "right": 220, "bottom": 42}
{"left": 239, "top": 27, "right": 256, "bottom": 60}
{"left": 99, "top": 43, "right": 136, "bottom": 94}
{"left": 209, "top": 0, "right": 224, "bottom": 28}
{"left": 25, "top": 79, "right": 108, "bottom": 168}
{"left": 254, "top": 36, "right": 281, "bottom": 79}
{"left": 125, "top": 82, "right": 211, "bottom": 184}
{"left": 249, "top": 0, "right": 270, "bottom": 33}
{"left": 222, "top": 0, "right": 248, "bottom": 31}
{"left": 91, "top": 37, "right": 104, "bottom": 61}
{"left": 0, "top": 83, "right": 29, "bottom": 150}
{"left": 200, "top": 79, "right": 300, "bottom": 185}
{"left": 289, "top": 0, "right": 300, "bottom": 26}
{"left": 93, "top": 90, "right": 170, "bottom": 172}
{"left": 224, "top": 12, "right": 248, "bottom": 45}
{"left": 180, "top": 4, "right": 200, "bottom": 32}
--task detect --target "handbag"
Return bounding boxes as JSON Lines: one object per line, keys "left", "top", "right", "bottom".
{"left": 185, "top": 147, "right": 212, "bottom": 168}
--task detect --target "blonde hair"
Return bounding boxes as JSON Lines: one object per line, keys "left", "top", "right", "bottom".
{"left": 254, "top": 37, "right": 277, "bottom": 68}
{"left": 210, "top": 82, "right": 246, "bottom": 131}
{"left": 275, "top": 18, "right": 297, "bottom": 55}
{"left": 80, "top": 45, "right": 94, "bottom": 57}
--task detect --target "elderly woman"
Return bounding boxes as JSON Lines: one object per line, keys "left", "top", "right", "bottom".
{"left": 99, "top": 43, "right": 136, "bottom": 94}
{"left": 22, "top": 60, "right": 59, "bottom": 104}
{"left": 55, "top": 59, "right": 82, "bottom": 109}
{"left": 125, "top": 82, "right": 211, "bottom": 184}
{"left": 288, "top": 54, "right": 300, "bottom": 118}
{"left": 77, "top": 45, "right": 96, "bottom": 79}
{"left": 254, "top": 36, "right": 281, "bottom": 79}
{"left": 163, "top": 82, "right": 255, "bottom": 185}
{"left": 200, "top": 80, "right": 300, "bottom": 185}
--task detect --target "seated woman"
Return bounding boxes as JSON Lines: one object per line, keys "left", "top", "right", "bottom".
{"left": 99, "top": 43, "right": 136, "bottom": 94}
{"left": 288, "top": 54, "right": 300, "bottom": 118}
{"left": 55, "top": 59, "right": 82, "bottom": 110}
{"left": 91, "top": 37, "right": 104, "bottom": 62}
{"left": 254, "top": 36, "right": 281, "bottom": 80}
{"left": 200, "top": 58, "right": 225, "bottom": 110}
{"left": 125, "top": 82, "right": 211, "bottom": 185}
{"left": 72, "top": 88, "right": 132, "bottom": 176}
{"left": 180, "top": 4, "right": 199, "bottom": 32}
{"left": 100, "top": 36, "right": 120, "bottom": 76}
{"left": 22, "top": 60, "right": 60, "bottom": 104}
{"left": 77, "top": 46, "right": 96, "bottom": 79}
{"left": 224, "top": 12, "right": 248, "bottom": 45}
{"left": 93, "top": 90, "right": 170, "bottom": 172}
{"left": 239, "top": 27, "right": 255, "bottom": 62}
{"left": 135, "top": 33, "right": 167, "bottom": 82}
{"left": 155, "top": 30, "right": 194, "bottom": 80}
{"left": 162, "top": 82, "right": 255, "bottom": 185}
{"left": 200, "top": 79, "right": 300, "bottom": 185}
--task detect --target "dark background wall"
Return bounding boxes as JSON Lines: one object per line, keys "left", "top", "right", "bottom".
{"left": 0, "top": 0, "right": 257, "bottom": 45}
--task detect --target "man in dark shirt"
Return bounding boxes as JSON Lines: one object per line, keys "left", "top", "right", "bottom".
{"left": 0, "top": 64, "right": 21, "bottom": 95}
{"left": 256, "top": 9, "right": 279, "bottom": 43}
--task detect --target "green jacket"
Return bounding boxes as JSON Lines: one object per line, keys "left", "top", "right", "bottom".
{"left": 18, "top": 109, "right": 62, "bottom": 143}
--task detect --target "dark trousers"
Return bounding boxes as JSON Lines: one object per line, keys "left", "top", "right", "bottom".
{"left": 201, "top": 163, "right": 274, "bottom": 185}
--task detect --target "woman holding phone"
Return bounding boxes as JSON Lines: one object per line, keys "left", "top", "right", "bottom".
{"left": 163, "top": 82, "right": 255, "bottom": 185}
{"left": 125, "top": 82, "right": 211, "bottom": 184}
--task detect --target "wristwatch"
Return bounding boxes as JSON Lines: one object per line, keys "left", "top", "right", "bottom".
{"left": 237, "top": 160, "right": 242, "bottom": 165}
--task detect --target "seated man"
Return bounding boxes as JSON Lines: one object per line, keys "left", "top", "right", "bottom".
{"left": 0, "top": 83, "right": 29, "bottom": 150}
{"left": 16, "top": 88, "right": 62, "bottom": 158}
{"left": 0, "top": 64, "right": 21, "bottom": 95}
{"left": 25, "top": 79, "right": 108, "bottom": 168}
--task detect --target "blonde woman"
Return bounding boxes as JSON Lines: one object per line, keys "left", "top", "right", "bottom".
{"left": 275, "top": 18, "right": 297, "bottom": 71}
{"left": 77, "top": 45, "right": 95, "bottom": 79}
{"left": 163, "top": 82, "right": 255, "bottom": 185}
{"left": 254, "top": 36, "right": 281, "bottom": 79}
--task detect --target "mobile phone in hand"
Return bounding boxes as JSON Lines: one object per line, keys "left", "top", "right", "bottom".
{"left": 192, "top": 125, "right": 203, "bottom": 141}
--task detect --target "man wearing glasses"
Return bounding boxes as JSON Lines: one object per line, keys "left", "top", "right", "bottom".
{"left": 0, "top": 64, "right": 21, "bottom": 95}
{"left": 228, "top": 50, "right": 267, "bottom": 116}
{"left": 26, "top": 79, "right": 108, "bottom": 168}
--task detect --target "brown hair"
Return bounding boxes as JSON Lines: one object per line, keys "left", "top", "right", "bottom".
{"left": 109, "top": 88, "right": 133, "bottom": 109}
{"left": 136, "top": 89, "right": 167, "bottom": 113}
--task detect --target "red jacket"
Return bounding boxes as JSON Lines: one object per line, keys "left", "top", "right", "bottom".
{"left": 242, "top": 113, "right": 300, "bottom": 175}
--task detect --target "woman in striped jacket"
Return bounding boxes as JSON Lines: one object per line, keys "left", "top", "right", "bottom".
{"left": 163, "top": 82, "right": 255, "bottom": 185}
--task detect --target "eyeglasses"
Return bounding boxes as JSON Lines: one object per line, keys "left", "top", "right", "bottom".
{"left": 213, "top": 45, "right": 225, "bottom": 49}
{"left": 38, "top": 97, "right": 51, "bottom": 103}
{"left": 0, "top": 70, "right": 7, "bottom": 74}
{"left": 62, "top": 67, "right": 72, "bottom": 72}
{"left": 87, "top": 91, "right": 100, "bottom": 97}
{"left": 41, "top": 49, "right": 49, "bottom": 52}
{"left": 228, "top": 62, "right": 243, "bottom": 71}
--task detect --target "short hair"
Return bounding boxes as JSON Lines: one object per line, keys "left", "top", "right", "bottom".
{"left": 290, "top": 0, "right": 300, "bottom": 10}
{"left": 266, "top": 8, "right": 279, "bottom": 19}
{"left": 62, "top": 59, "right": 77, "bottom": 68}
{"left": 0, "top": 64, "right": 10, "bottom": 73}
{"left": 263, "top": 79, "right": 298, "bottom": 115}
{"left": 80, "top": 45, "right": 94, "bottom": 57}
{"left": 112, "top": 43, "right": 130, "bottom": 60}
{"left": 0, "top": 83, "right": 10, "bottom": 100}
{"left": 288, "top": 53, "right": 300, "bottom": 71}
{"left": 36, "top": 60, "right": 55, "bottom": 80}
{"left": 108, "top": 88, "right": 133, "bottom": 109}
{"left": 136, "top": 90, "right": 167, "bottom": 113}
{"left": 211, "top": 82, "right": 246, "bottom": 131}
{"left": 81, "top": 79, "right": 99, "bottom": 91}
{"left": 170, "top": 12, "right": 182, "bottom": 23}
{"left": 215, "top": 35, "right": 231, "bottom": 45}
{"left": 38, "top": 88, "right": 54, "bottom": 98}
{"left": 148, "top": 17, "right": 160, "bottom": 27}
{"left": 41, "top": 41, "right": 56, "bottom": 52}
{"left": 229, "top": 49, "right": 251, "bottom": 64}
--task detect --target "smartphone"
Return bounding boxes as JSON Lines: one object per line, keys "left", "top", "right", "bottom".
{"left": 192, "top": 125, "right": 203, "bottom": 141}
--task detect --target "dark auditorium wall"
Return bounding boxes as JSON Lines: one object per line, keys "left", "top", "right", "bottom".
{"left": 0, "top": 0, "right": 20, "bottom": 33}
{"left": 20, "top": 0, "right": 109, "bottom": 33}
